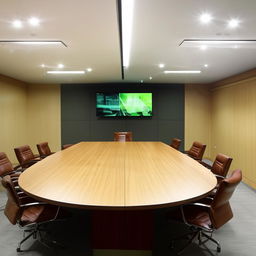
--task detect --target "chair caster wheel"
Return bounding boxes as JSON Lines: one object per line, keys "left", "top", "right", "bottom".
{"left": 217, "top": 246, "right": 221, "bottom": 253}
{"left": 17, "top": 248, "right": 22, "bottom": 252}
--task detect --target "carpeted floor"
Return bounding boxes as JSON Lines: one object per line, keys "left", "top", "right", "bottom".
{"left": 0, "top": 182, "right": 255, "bottom": 256}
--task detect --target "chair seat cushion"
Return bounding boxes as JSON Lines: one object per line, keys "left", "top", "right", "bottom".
{"left": 187, "top": 210, "right": 211, "bottom": 229}
{"left": 167, "top": 206, "right": 212, "bottom": 230}
{"left": 21, "top": 205, "right": 45, "bottom": 224}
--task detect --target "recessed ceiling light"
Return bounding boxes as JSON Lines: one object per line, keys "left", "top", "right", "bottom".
{"left": 41, "top": 64, "right": 45, "bottom": 68}
{"left": 200, "top": 45, "right": 208, "bottom": 50}
{"left": 28, "top": 17, "right": 40, "bottom": 26}
{"left": 47, "top": 71, "right": 85, "bottom": 74}
{"left": 204, "top": 64, "right": 208, "bottom": 67}
{"left": 159, "top": 63, "right": 165, "bottom": 68}
{"left": 140, "top": 80, "right": 144, "bottom": 83}
{"left": 164, "top": 70, "right": 201, "bottom": 74}
{"left": 12, "top": 20, "right": 22, "bottom": 28}
{"left": 149, "top": 76, "right": 153, "bottom": 80}
{"left": 87, "top": 68, "right": 92, "bottom": 72}
{"left": 58, "top": 64, "right": 64, "bottom": 68}
{"left": 199, "top": 13, "right": 213, "bottom": 24}
{"left": 228, "top": 19, "right": 240, "bottom": 28}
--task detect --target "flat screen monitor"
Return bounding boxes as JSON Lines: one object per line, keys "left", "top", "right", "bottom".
{"left": 96, "top": 92, "right": 152, "bottom": 117}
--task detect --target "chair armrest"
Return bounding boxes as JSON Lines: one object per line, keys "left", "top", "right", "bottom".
{"left": 20, "top": 158, "right": 41, "bottom": 168}
{"left": 20, "top": 202, "right": 47, "bottom": 208}
{"left": 13, "top": 164, "right": 26, "bottom": 172}
{"left": 198, "top": 160, "right": 212, "bottom": 169}
{"left": 19, "top": 196, "right": 39, "bottom": 205}
{"left": 189, "top": 203, "right": 211, "bottom": 208}
{"left": 215, "top": 174, "right": 225, "bottom": 179}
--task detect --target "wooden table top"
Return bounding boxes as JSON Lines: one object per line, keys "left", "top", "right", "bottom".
{"left": 19, "top": 142, "right": 217, "bottom": 210}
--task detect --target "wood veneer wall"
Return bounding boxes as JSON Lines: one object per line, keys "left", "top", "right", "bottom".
{"left": 0, "top": 75, "right": 28, "bottom": 164}
{"left": 185, "top": 84, "right": 211, "bottom": 159}
{"left": 211, "top": 77, "right": 256, "bottom": 189}
{"left": 27, "top": 84, "right": 61, "bottom": 154}
{"left": 0, "top": 75, "right": 61, "bottom": 163}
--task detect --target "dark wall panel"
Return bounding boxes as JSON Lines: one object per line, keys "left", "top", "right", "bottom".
{"left": 61, "top": 84, "right": 184, "bottom": 150}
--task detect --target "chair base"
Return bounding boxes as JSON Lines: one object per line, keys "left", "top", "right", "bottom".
{"left": 170, "top": 227, "right": 221, "bottom": 254}
{"left": 17, "top": 224, "right": 64, "bottom": 252}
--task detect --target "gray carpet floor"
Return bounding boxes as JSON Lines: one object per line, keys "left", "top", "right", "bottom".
{"left": 0, "top": 182, "right": 255, "bottom": 256}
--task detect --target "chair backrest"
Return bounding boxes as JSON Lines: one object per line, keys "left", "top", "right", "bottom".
{"left": 170, "top": 138, "right": 181, "bottom": 150}
{"left": 14, "top": 145, "right": 35, "bottom": 165}
{"left": 62, "top": 144, "right": 73, "bottom": 150}
{"left": 116, "top": 134, "right": 126, "bottom": 142}
{"left": 210, "top": 169, "right": 242, "bottom": 229}
{"left": 187, "top": 141, "right": 206, "bottom": 160}
{"left": 114, "top": 132, "right": 133, "bottom": 141}
{"left": 37, "top": 142, "right": 51, "bottom": 157}
{"left": 0, "top": 152, "right": 14, "bottom": 177}
{"left": 211, "top": 153, "right": 232, "bottom": 177}
{"left": 1, "top": 175, "right": 20, "bottom": 224}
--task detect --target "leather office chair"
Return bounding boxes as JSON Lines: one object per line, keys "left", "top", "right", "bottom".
{"left": 168, "top": 169, "right": 242, "bottom": 253}
{"left": 0, "top": 152, "right": 24, "bottom": 178}
{"left": 200, "top": 153, "right": 233, "bottom": 183}
{"left": 170, "top": 138, "right": 181, "bottom": 150}
{"left": 36, "top": 142, "right": 55, "bottom": 158}
{"left": 1, "top": 175, "right": 68, "bottom": 252}
{"left": 0, "top": 152, "right": 24, "bottom": 211}
{"left": 114, "top": 132, "right": 133, "bottom": 141}
{"left": 14, "top": 145, "right": 41, "bottom": 168}
{"left": 185, "top": 141, "right": 206, "bottom": 161}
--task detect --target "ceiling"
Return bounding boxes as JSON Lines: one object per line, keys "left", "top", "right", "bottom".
{"left": 0, "top": 0, "right": 255, "bottom": 84}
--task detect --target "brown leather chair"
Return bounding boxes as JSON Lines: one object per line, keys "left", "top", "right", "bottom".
{"left": 168, "top": 169, "right": 242, "bottom": 253}
{"left": 1, "top": 175, "right": 68, "bottom": 252}
{"left": 36, "top": 142, "right": 55, "bottom": 158}
{"left": 14, "top": 145, "right": 41, "bottom": 168}
{"left": 0, "top": 152, "right": 24, "bottom": 178}
{"left": 185, "top": 141, "right": 206, "bottom": 161}
{"left": 200, "top": 153, "right": 233, "bottom": 183}
{"left": 170, "top": 138, "right": 181, "bottom": 150}
{"left": 114, "top": 132, "right": 133, "bottom": 141}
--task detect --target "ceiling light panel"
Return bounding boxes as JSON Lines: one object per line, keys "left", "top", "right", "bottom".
{"left": 0, "top": 40, "right": 67, "bottom": 47}
{"left": 121, "top": 0, "right": 135, "bottom": 68}
{"left": 180, "top": 40, "right": 256, "bottom": 48}
{"left": 47, "top": 71, "right": 85, "bottom": 74}
{"left": 164, "top": 70, "right": 201, "bottom": 74}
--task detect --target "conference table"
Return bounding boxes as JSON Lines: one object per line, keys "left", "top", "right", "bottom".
{"left": 18, "top": 142, "right": 217, "bottom": 251}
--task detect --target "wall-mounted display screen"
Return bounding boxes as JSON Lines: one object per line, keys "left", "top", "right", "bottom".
{"left": 96, "top": 93, "right": 152, "bottom": 117}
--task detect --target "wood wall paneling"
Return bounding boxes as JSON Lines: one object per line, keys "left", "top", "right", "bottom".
{"left": 27, "top": 84, "right": 61, "bottom": 154}
{"left": 211, "top": 77, "right": 256, "bottom": 188}
{"left": 0, "top": 75, "right": 28, "bottom": 164}
{"left": 185, "top": 84, "right": 211, "bottom": 159}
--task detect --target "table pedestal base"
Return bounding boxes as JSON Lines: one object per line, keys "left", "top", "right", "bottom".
{"left": 92, "top": 210, "right": 153, "bottom": 250}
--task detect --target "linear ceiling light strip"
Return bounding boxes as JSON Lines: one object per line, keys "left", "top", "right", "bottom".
{"left": 117, "top": 0, "right": 124, "bottom": 80}
{"left": 180, "top": 39, "right": 256, "bottom": 48}
{"left": 0, "top": 40, "right": 67, "bottom": 47}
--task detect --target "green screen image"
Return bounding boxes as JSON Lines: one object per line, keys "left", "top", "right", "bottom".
{"left": 96, "top": 93, "right": 152, "bottom": 117}
{"left": 119, "top": 93, "right": 152, "bottom": 116}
